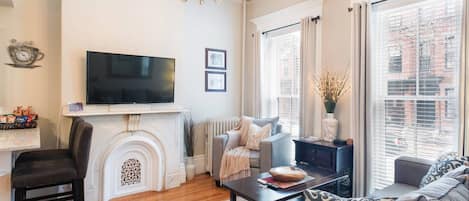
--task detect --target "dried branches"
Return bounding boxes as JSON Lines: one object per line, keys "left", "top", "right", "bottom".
{"left": 313, "top": 71, "right": 350, "bottom": 103}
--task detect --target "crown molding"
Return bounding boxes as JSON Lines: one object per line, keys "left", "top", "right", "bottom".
{"left": 251, "top": 0, "right": 322, "bottom": 32}
{"left": 182, "top": 0, "right": 243, "bottom": 5}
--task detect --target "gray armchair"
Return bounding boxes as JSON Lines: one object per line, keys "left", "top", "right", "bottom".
{"left": 212, "top": 124, "right": 292, "bottom": 185}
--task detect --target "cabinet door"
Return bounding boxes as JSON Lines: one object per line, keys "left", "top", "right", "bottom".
{"left": 315, "top": 149, "right": 334, "bottom": 170}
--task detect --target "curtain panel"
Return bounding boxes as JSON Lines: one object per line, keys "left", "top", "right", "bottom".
{"left": 252, "top": 31, "right": 262, "bottom": 118}
{"left": 463, "top": 0, "right": 469, "bottom": 156}
{"left": 299, "top": 17, "right": 320, "bottom": 138}
{"left": 351, "top": 2, "right": 369, "bottom": 197}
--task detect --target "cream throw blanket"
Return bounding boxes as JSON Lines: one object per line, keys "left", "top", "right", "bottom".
{"left": 219, "top": 118, "right": 252, "bottom": 183}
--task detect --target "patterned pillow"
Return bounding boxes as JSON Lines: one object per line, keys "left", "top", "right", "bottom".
{"left": 245, "top": 124, "right": 271, "bottom": 150}
{"left": 304, "top": 189, "right": 397, "bottom": 201}
{"left": 419, "top": 159, "right": 464, "bottom": 187}
{"left": 436, "top": 152, "right": 459, "bottom": 162}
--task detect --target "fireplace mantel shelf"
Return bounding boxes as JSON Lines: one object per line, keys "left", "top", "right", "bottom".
{"left": 63, "top": 106, "right": 188, "bottom": 117}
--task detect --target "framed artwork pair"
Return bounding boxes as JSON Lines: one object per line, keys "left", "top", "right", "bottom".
{"left": 205, "top": 48, "right": 226, "bottom": 92}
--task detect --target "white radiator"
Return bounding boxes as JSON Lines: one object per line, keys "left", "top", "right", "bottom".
{"left": 206, "top": 117, "right": 240, "bottom": 175}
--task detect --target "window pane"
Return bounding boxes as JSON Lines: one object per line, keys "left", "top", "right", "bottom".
{"left": 370, "top": 0, "right": 462, "bottom": 191}
{"left": 261, "top": 27, "right": 301, "bottom": 136}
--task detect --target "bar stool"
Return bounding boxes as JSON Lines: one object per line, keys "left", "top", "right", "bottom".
{"left": 15, "top": 118, "right": 84, "bottom": 164}
{"left": 11, "top": 120, "right": 93, "bottom": 201}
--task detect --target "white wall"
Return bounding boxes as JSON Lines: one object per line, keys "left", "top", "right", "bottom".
{"left": 0, "top": 0, "right": 61, "bottom": 149}
{"left": 321, "top": 0, "right": 352, "bottom": 139}
{"left": 61, "top": 0, "right": 242, "bottom": 155}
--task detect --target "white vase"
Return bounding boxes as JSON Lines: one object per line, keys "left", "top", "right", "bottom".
{"left": 185, "top": 157, "right": 196, "bottom": 181}
{"left": 322, "top": 113, "right": 338, "bottom": 142}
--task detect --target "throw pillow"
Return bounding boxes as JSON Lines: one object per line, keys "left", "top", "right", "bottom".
{"left": 238, "top": 116, "right": 253, "bottom": 146}
{"left": 455, "top": 174, "right": 469, "bottom": 189}
{"left": 436, "top": 152, "right": 459, "bottom": 162}
{"left": 442, "top": 165, "right": 469, "bottom": 179}
{"left": 251, "top": 116, "right": 280, "bottom": 135}
{"left": 304, "top": 189, "right": 341, "bottom": 201}
{"left": 304, "top": 189, "right": 397, "bottom": 201}
{"left": 245, "top": 124, "right": 271, "bottom": 150}
{"left": 401, "top": 177, "right": 469, "bottom": 201}
{"left": 419, "top": 159, "right": 464, "bottom": 187}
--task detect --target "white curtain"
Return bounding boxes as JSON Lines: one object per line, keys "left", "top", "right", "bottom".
{"left": 462, "top": 0, "right": 469, "bottom": 156}
{"left": 351, "top": 2, "right": 368, "bottom": 197}
{"left": 252, "top": 31, "right": 262, "bottom": 118}
{"left": 299, "top": 17, "right": 319, "bottom": 138}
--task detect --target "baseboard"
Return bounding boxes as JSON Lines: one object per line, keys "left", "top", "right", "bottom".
{"left": 193, "top": 154, "right": 207, "bottom": 175}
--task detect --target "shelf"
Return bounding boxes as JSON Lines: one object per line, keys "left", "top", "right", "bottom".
{"left": 63, "top": 105, "right": 188, "bottom": 117}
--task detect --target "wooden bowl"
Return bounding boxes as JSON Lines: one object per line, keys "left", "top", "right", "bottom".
{"left": 269, "top": 166, "right": 307, "bottom": 182}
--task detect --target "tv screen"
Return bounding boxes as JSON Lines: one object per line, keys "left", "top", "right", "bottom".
{"left": 86, "top": 51, "right": 175, "bottom": 104}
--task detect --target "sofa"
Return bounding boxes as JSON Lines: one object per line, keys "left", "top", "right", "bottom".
{"left": 369, "top": 156, "right": 433, "bottom": 198}
{"left": 212, "top": 124, "right": 292, "bottom": 185}
{"left": 304, "top": 155, "right": 469, "bottom": 201}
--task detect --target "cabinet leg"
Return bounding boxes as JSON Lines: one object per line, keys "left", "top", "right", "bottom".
{"left": 230, "top": 191, "right": 236, "bottom": 201}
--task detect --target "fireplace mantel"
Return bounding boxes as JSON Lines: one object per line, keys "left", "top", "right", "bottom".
{"left": 63, "top": 105, "right": 188, "bottom": 117}
{"left": 62, "top": 104, "right": 187, "bottom": 201}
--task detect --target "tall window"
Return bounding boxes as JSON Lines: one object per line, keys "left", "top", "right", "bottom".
{"left": 370, "top": 0, "right": 463, "bottom": 191}
{"left": 261, "top": 25, "right": 301, "bottom": 136}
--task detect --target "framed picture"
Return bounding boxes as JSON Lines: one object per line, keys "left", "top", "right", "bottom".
{"left": 206, "top": 48, "right": 226, "bottom": 70}
{"left": 205, "top": 71, "right": 226, "bottom": 92}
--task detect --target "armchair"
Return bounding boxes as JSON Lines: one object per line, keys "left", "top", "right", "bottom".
{"left": 212, "top": 124, "right": 292, "bottom": 185}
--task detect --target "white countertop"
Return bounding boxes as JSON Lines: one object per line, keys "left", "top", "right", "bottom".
{"left": 0, "top": 127, "right": 40, "bottom": 152}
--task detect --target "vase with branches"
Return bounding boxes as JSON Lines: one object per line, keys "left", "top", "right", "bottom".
{"left": 313, "top": 71, "right": 350, "bottom": 113}
{"left": 313, "top": 71, "right": 350, "bottom": 142}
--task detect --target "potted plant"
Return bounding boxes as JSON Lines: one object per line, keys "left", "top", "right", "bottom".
{"left": 313, "top": 71, "right": 349, "bottom": 142}
{"left": 184, "top": 112, "right": 196, "bottom": 180}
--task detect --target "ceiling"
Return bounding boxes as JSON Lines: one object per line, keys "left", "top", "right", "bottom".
{"left": 0, "top": 0, "right": 13, "bottom": 7}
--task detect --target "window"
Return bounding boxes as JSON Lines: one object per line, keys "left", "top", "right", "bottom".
{"left": 419, "top": 41, "right": 432, "bottom": 72}
{"left": 445, "top": 36, "right": 456, "bottom": 69}
{"left": 445, "top": 88, "right": 456, "bottom": 119}
{"left": 261, "top": 25, "right": 301, "bottom": 136}
{"left": 388, "top": 45, "right": 402, "bottom": 73}
{"left": 416, "top": 100, "right": 436, "bottom": 128}
{"left": 370, "top": 0, "right": 463, "bottom": 191}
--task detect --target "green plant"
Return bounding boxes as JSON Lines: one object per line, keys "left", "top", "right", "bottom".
{"left": 184, "top": 112, "right": 194, "bottom": 157}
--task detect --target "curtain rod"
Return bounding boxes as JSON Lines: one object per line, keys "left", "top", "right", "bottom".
{"left": 348, "top": 0, "right": 388, "bottom": 12}
{"left": 261, "top": 16, "right": 320, "bottom": 35}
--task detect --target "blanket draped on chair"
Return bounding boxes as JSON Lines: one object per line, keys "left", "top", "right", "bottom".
{"left": 219, "top": 118, "right": 252, "bottom": 183}
{"left": 219, "top": 146, "right": 251, "bottom": 183}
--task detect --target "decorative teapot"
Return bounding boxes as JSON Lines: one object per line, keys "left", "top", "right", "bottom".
{"left": 7, "top": 39, "right": 44, "bottom": 66}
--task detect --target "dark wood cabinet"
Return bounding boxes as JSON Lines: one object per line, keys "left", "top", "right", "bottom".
{"left": 293, "top": 139, "right": 353, "bottom": 197}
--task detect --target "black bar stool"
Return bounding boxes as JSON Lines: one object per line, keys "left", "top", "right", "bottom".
{"left": 12, "top": 119, "right": 93, "bottom": 201}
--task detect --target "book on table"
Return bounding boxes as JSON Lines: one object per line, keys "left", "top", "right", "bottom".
{"left": 257, "top": 175, "right": 315, "bottom": 189}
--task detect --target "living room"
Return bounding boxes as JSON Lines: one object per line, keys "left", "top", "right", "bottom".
{"left": 0, "top": 0, "right": 468, "bottom": 201}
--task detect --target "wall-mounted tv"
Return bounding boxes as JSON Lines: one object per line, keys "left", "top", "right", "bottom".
{"left": 86, "top": 51, "right": 175, "bottom": 104}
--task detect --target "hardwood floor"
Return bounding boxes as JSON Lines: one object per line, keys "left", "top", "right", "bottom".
{"left": 111, "top": 174, "right": 230, "bottom": 201}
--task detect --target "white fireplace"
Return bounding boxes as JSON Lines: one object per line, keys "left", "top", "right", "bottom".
{"left": 64, "top": 105, "right": 187, "bottom": 201}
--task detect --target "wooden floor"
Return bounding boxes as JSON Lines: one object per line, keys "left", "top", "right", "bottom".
{"left": 111, "top": 174, "right": 230, "bottom": 201}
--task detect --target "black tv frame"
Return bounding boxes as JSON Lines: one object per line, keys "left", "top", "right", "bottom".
{"left": 86, "top": 51, "right": 175, "bottom": 104}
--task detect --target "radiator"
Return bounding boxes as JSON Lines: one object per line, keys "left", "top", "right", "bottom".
{"left": 206, "top": 117, "right": 240, "bottom": 175}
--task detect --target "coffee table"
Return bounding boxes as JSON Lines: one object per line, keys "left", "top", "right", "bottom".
{"left": 223, "top": 165, "right": 348, "bottom": 201}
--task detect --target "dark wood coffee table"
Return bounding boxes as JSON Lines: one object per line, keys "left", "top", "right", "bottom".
{"left": 223, "top": 165, "right": 348, "bottom": 201}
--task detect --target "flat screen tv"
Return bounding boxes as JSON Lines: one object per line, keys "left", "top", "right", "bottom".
{"left": 86, "top": 51, "right": 175, "bottom": 104}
